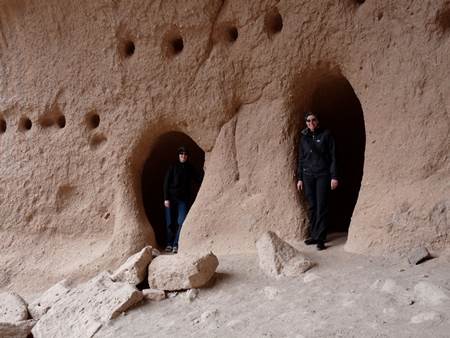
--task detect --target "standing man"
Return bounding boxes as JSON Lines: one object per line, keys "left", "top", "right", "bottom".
{"left": 297, "top": 112, "right": 338, "bottom": 250}
{"left": 163, "top": 146, "right": 203, "bottom": 253}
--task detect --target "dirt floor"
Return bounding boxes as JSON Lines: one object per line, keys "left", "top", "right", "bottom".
{"left": 96, "top": 234, "right": 450, "bottom": 338}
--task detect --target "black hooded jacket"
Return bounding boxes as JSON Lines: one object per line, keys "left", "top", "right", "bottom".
{"left": 163, "top": 161, "right": 203, "bottom": 201}
{"left": 297, "top": 127, "right": 338, "bottom": 181}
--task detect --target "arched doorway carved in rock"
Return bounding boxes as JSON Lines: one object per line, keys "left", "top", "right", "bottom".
{"left": 309, "top": 75, "right": 366, "bottom": 233}
{"left": 141, "top": 131, "right": 205, "bottom": 247}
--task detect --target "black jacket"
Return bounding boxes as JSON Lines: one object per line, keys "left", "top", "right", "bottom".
{"left": 297, "top": 127, "right": 338, "bottom": 181}
{"left": 163, "top": 161, "right": 203, "bottom": 201}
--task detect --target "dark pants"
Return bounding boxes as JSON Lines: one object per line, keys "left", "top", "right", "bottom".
{"left": 164, "top": 198, "right": 189, "bottom": 247}
{"left": 303, "top": 174, "right": 330, "bottom": 243}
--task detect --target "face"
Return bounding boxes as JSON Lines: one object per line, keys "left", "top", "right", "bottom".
{"left": 305, "top": 114, "right": 319, "bottom": 131}
{"left": 178, "top": 152, "right": 188, "bottom": 163}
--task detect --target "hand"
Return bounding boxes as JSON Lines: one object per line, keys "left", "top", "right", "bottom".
{"left": 297, "top": 180, "right": 303, "bottom": 191}
{"left": 331, "top": 179, "right": 338, "bottom": 190}
{"left": 164, "top": 200, "right": 170, "bottom": 208}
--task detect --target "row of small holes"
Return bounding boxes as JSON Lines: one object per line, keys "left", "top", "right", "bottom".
{"left": 0, "top": 114, "right": 100, "bottom": 134}
{"left": 120, "top": 9, "right": 284, "bottom": 59}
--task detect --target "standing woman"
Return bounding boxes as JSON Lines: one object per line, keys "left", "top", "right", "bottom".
{"left": 297, "top": 112, "right": 338, "bottom": 250}
{"left": 163, "top": 146, "right": 203, "bottom": 254}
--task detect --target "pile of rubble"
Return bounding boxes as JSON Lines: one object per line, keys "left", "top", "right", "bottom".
{"left": 0, "top": 247, "right": 218, "bottom": 338}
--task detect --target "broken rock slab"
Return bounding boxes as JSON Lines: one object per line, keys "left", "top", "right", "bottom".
{"left": 148, "top": 252, "right": 219, "bottom": 291}
{"left": 32, "top": 271, "right": 143, "bottom": 338}
{"left": 407, "top": 246, "right": 431, "bottom": 265}
{"left": 0, "top": 292, "right": 29, "bottom": 322}
{"left": 111, "top": 246, "right": 153, "bottom": 285}
{"left": 28, "top": 279, "right": 70, "bottom": 319}
{"left": 256, "top": 231, "right": 313, "bottom": 277}
{"left": 0, "top": 319, "right": 36, "bottom": 338}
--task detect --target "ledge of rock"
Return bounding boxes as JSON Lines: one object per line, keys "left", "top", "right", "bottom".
{"left": 256, "top": 231, "right": 313, "bottom": 277}
{"left": 111, "top": 246, "right": 153, "bottom": 285}
{"left": 0, "top": 319, "right": 36, "bottom": 338}
{"left": 148, "top": 252, "right": 219, "bottom": 291}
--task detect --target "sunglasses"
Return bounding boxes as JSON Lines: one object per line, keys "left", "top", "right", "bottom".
{"left": 306, "top": 118, "right": 317, "bottom": 123}
{"left": 179, "top": 152, "right": 188, "bottom": 155}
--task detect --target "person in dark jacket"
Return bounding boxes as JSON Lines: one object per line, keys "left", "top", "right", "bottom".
{"left": 163, "top": 146, "right": 203, "bottom": 253}
{"left": 297, "top": 112, "right": 338, "bottom": 250}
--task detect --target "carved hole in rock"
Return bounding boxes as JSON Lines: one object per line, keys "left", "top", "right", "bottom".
{"left": 309, "top": 75, "right": 366, "bottom": 233}
{"left": 170, "top": 37, "right": 184, "bottom": 55}
{"left": 141, "top": 131, "right": 205, "bottom": 247}
{"left": 437, "top": 7, "right": 450, "bottom": 31}
{"left": 226, "top": 26, "right": 239, "bottom": 42}
{"left": 125, "top": 41, "right": 135, "bottom": 57}
{"left": 19, "top": 117, "right": 32, "bottom": 131}
{"left": 86, "top": 112, "right": 100, "bottom": 130}
{"left": 264, "top": 8, "right": 283, "bottom": 35}
{"left": 57, "top": 115, "right": 66, "bottom": 128}
{"left": 89, "top": 132, "right": 107, "bottom": 150}
{"left": 0, "top": 118, "right": 6, "bottom": 133}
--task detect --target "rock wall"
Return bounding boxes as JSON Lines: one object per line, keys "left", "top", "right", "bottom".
{"left": 0, "top": 0, "right": 448, "bottom": 293}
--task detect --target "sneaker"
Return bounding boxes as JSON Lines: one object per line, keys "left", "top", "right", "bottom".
{"left": 317, "top": 242, "right": 326, "bottom": 251}
{"left": 165, "top": 246, "right": 172, "bottom": 253}
{"left": 304, "top": 238, "right": 317, "bottom": 245}
{"left": 172, "top": 246, "right": 178, "bottom": 254}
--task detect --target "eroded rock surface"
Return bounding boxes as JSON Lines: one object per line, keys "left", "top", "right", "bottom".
{"left": 148, "top": 252, "right": 219, "bottom": 291}
{"left": 256, "top": 231, "right": 312, "bottom": 277}
{"left": 32, "top": 272, "right": 143, "bottom": 338}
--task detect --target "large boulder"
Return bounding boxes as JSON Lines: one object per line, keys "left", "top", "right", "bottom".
{"left": 0, "top": 320, "right": 36, "bottom": 338}
{"left": 111, "top": 246, "right": 153, "bottom": 285}
{"left": 32, "top": 272, "right": 143, "bottom": 338}
{"left": 0, "top": 292, "right": 29, "bottom": 322}
{"left": 256, "top": 231, "right": 313, "bottom": 277}
{"left": 148, "top": 252, "right": 219, "bottom": 291}
{"left": 28, "top": 279, "right": 70, "bottom": 319}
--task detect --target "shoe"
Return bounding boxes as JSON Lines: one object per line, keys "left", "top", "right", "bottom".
{"left": 304, "top": 238, "right": 317, "bottom": 245}
{"left": 172, "top": 246, "right": 178, "bottom": 254}
{"left": 317, "top": 242, "right": 326, "bottom": 251}
{"left": 165, "top": 246, "right": 172, "bottom": 253}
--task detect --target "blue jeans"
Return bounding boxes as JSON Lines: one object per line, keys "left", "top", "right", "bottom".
{"left": 165, "top": 199, "right": 189, "bottom": 247}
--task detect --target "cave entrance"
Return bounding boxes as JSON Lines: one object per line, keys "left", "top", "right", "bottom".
{"left": 141, "top": 131, "right": 205, "bottom": 247}
{"left": 310, "top": 75, "right": 366, "bottom": 233}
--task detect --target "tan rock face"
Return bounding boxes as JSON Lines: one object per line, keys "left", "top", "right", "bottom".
{"left": 0, "top": 0, "right": 448, "bottom": 293}
{"left": 148, "top": 252, "right": 219, "bottom": 291}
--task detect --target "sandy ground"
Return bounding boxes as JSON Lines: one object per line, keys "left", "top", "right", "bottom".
{"left": 95, "top": 234, "right": 450, "bottom": 338}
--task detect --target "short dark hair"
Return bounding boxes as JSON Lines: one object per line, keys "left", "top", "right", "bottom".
{"left": 304, "top": 111, "right": 318, "bottom": 121}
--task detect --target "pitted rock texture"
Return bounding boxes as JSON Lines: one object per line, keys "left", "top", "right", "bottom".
{"left": 148, "top": 252, "right": 219, "bottom": 291}
{"left": 0, "top": 292, "right": 29, "bottom": 322}
{"left": 28, "top": 280, "right": 70, "bottom": 320}
{"left": 0, "top": 0, "right": 448, "bottom": 293}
